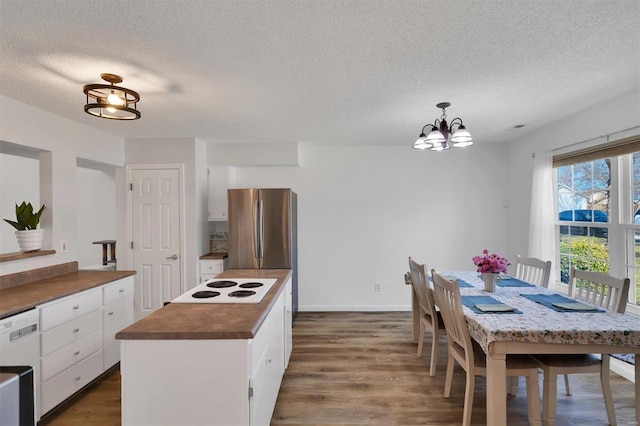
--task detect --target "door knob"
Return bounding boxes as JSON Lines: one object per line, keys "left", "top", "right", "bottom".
{"left": 166, "top": 255, "right": 178, "bottom": 260}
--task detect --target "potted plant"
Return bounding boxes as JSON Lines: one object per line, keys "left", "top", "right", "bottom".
{"left": 472, "top": 249, "right": 510, "bottom": 292}
{"left": 3, "top": 201, "right": 46, "bottom": 252}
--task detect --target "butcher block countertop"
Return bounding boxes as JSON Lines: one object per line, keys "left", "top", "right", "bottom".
{"left": 0, "top": 263, "right": 136, "bottom": 319}
{"left": 116, "top": 269, "right": 292, "bottom": 341}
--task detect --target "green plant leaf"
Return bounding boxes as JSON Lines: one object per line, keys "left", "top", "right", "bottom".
{"left": 3, "top": 201, "right": 46, "bottom": 231}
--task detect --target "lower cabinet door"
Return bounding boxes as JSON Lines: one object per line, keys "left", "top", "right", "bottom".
{"left": 249, "top": 345, "right": 271, "bottom": 426}
{"left": 103, "top": 297, "right": 134, "bottom": 369}
{"left": 41, "top": 350, "right": 103, "bottom": 415}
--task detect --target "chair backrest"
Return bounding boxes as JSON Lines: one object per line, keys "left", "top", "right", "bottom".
{"left": 408, "top": 257, "right": 438, "bottom": 321}
{"left": 431, "top": 271, "right": 473, "bottom": 362}
{"left": 515, "top": 255, "right": 552, "bottom": 287}
{"left": 569, "top": 267, "right": 630, "bottom": 313}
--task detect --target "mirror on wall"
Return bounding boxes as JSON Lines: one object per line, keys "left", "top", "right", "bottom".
{"left": 0, "top": 142, "right": 44, "bottom": 254}
{"left": 76, "top": 158, "right": 118, "bottom": 269}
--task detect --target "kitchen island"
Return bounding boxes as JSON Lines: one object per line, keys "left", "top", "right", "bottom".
{"left": 116, "top": 269, "right": 293, "bottom": 426}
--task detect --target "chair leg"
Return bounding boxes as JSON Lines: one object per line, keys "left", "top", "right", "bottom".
{"left": 462, "top": 370, "right": 475, "bottom": 426}
{"left": 563, "top": 373, "right": 572, "bottom": 396}
{"left": 417, "top": 322, "right": 425, "bottom": 357}
{"left": 429, "top": 328, "right": 438, "bottom": 377}
{"left": 600, "top": 355, "right": 617, "bottom": 426}
{"left": 542, "top": 369, "right": 558, "bottom": 426}
{"left": 524, "top": 371, "right": 541, "bottom": 426}
{"left": 444, "top": 351, "right": 454, "bottom": 398}
{"left": 509, "top": 375, "right": 520, "bottom": 396}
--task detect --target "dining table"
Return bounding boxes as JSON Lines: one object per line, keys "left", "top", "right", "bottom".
{"left": 406, "top": 270, "right": 640, "bottom": 425}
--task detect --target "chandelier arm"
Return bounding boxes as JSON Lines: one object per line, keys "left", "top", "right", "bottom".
{"left": 421, "top": 124, "right": 435, "bottom": 133}
{"left": 449, "top": 118, "right": 465, "bottom": 130}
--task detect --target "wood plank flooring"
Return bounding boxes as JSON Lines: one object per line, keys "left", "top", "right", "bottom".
{"left": 42, "top": 311, "right": 637, "bottom": 425}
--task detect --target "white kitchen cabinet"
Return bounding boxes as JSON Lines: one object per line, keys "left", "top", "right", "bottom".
{"left": 199, "top": 258, "right": 225, "bottom": 282}
{"left": 39, "top": 288, "right": 103, "bottom": 414}
{"left": 120, "top": 287, "right": 288, "bottom": 426}
{"left": 208, "top": 166, "right": 236, "bottom": 221}
{"left": 283, "top": 277, "right": 293, "bottom": 368}
{"left": 102, "top": 277, "right": 134, "bottom": 369}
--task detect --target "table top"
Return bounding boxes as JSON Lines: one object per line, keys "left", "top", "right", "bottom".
{"left": 442, "top": 271, "right": 640, "bottom": 354}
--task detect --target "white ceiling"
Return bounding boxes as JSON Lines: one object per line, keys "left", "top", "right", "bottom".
{"left": 1, "top": 0, "right": 638, "bottom": 146}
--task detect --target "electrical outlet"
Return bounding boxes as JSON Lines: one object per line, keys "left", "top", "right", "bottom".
{"left": 374, "top": 281, "right": 382, "bottom": 292}
{"left": 60, "top": 240, "right": 68, "bottom": 253}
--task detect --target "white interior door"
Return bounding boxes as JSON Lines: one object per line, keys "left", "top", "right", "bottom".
{"left": 130, "top": 167, "right": 182, "bottom": 320}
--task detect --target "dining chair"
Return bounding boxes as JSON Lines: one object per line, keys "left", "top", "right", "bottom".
{"left": 510, "top": 255, "right": 553, "bottom": 396}
{"left": 408, "top": 257, "right": 446, "bottom": 376}
{"left": 533, "top": 267, "right": 630, "bottom": 426}
{"left": 431, "top": 271, "right": 542, "bottom": 426}
{"left": 514, "top": 255, "right": 552, "bottom": 288}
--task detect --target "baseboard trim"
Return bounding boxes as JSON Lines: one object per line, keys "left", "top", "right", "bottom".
{"left": 299, "top": 305, "right": 411, "bottom": 312}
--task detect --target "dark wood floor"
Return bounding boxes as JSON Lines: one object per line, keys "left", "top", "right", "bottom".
{"left": 43, "top": 312, "right": 637, "bottom": 425}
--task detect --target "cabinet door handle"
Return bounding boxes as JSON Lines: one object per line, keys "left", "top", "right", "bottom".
{"left": 75, "top": 376, "right": 81, "bottom": 381}
{"left": 73, "top": 328, "right": 80, "bottom": 333}
{"left": 73, "top": 305, "right": 80, "bottom": 310}
{"left": 74, "top": 350, "right": 80, "bottom": 355}
{"left": 119, "top": 288, "right": 124, "bottom": 293}
{"left": 108, "top": 311, "right": 114, "bottom": 316}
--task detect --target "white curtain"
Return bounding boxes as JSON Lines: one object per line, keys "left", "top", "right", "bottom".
{"left": 528, "top": 151, "right": 556, "bottom": 283}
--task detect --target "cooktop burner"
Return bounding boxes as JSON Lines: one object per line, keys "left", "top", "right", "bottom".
{"left": 171, "top": 278, "right": 278, "bottom": 304}
{"left": 192, "top": 291, "right": 221, "bottom": 299}
{"left": 229, "top": 290, "right": 256, "bottom": 298}
{"left": 206, "top": 280, "right": 238, "bottom": 288}
{"left": 239, "top": 282, "right": 263, "bottom": 289}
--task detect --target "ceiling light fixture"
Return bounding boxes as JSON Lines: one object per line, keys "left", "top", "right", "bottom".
{"left": 83, "top": 73, "right": 140, "bottom": 120}
{"left": 413, "top": 102, "right": 473, "bottom": 151}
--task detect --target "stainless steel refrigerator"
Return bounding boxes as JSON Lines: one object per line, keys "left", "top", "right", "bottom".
{"left": 228, "top": 188, "right": 298, "bottom": 316}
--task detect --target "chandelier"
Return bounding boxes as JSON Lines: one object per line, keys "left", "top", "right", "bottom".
{"left": 83, "top": 73, "right": 141, "bottom": 120}
{"left": 413, "top": 102, "right": 473, "bottom": 151}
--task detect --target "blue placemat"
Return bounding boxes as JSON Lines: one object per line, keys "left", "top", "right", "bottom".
{"left": 519, "top": 293, "right": 605, "bottom": 313}
{"left": 496, "top": 277, "right": 535, "bottom": 288}
{"left": 428, "top": 276, "right": 473, "bottom": 288}
{"left": 461, "top": 295, "right": 523, "bottom": 314}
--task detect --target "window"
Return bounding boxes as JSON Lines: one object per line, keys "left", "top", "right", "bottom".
{"left": 555, "top": 138, "right": 640, "bottom": 308}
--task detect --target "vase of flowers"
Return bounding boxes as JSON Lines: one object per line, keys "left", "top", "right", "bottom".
{"left": 472, "top": 249, "right": 510, "bottom": 292}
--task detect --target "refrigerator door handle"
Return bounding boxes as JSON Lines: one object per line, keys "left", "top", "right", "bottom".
{"left": 254, "top": 199, "right": 260, "bottom": 260}
{"left": 259, "top": 199, "right": 265, "bottom": 261}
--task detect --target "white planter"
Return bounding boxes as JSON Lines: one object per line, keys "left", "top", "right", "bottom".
{"left": 482, "top": 273, "right": 498, "bottom": 292}
{"left": 15, "top": 229, "right": 43, "bottom": 252}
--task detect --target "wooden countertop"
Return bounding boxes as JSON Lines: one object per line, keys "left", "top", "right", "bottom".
{"left": 116, "top": 269, "right": 292, "bottom": 340}
{"left": 0, "top": 270, "right": 136, "bottom": 319}
{"left": 199, "top": 252, "right": 228, "bottom": 260}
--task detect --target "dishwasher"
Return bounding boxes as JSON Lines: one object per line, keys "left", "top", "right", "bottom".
{"left": 0, "top": 308, "right": 40, "bottom": 424}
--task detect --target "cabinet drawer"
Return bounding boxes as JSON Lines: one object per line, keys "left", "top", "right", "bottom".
{"left": 41, "top": 309, "right": 101, "bottom": 356}
{"left": 103, "top": 277, "right": 134, "bottom": 305}
{"left": 41, "top": 329, "right": 102, "bottom": 382}
{"left": 200, "top": 260, "right": 223, "bottom": 274}
{"left": 41, "top": 289, "right": 101, "bottom": 331}
{"left": 41, "top": 349, "right": 103, "bottom": 415}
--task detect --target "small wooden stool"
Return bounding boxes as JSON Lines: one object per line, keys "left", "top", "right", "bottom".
{"left": 93, "top": 240, "right": 116, "bottom": 266}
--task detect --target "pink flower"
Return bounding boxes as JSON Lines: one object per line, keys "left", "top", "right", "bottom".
{"left": 472, "top": 249, "right": 511, "bottom": 274}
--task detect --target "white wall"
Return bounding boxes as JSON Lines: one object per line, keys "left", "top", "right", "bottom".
{"left": 505, "top": 88, "right": 640, "bottom": 275}
{"left": 0, "top": 95, "right": 125, "bottom": 276}
{"left": 224, "top": 142, "right": 509, "bottom": 311}
{"left": 0, "top": 153, "right": 39, "bottom": 253}
{"left": 75, "top": 165, "right": 117, "bottom": 268}
{"left": 124, "top": 137, "right": 209, "bottom": 291}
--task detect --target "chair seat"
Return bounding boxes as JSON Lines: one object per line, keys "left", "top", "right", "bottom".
{"left": 534, "top": 353, "right": 601, "bottom": 368}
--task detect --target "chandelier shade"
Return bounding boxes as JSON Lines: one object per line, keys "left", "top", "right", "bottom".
{"left": 412, "top": 102, "right": 473, "bottom": 151}
{"left": 83, "top": 73, "right": 141, "bottom": 120}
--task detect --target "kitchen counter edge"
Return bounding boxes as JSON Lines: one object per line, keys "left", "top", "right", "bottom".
{"left": 116, "top": 269, "right": 292, "bottom": 340}
{"left": 0, "top": 270, "right": 136, "bottom": 319}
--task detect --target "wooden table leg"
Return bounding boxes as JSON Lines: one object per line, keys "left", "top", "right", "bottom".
{"left": 486, "top": 350, "right": 507, "bottom": 426}
{"left": 411, "top": 285, "right": 419, "bottom": 343}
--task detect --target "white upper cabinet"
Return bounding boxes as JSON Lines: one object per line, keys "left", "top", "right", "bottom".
{"left": 208, "top": 166, "right": 236, "bottom": 221}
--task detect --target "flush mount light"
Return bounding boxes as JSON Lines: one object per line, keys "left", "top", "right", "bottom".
{"left": 83, "top": 73, "right": 140, "bottom": 120}
{"left": 412, "top": 102, "right": 473, "bottom": 151}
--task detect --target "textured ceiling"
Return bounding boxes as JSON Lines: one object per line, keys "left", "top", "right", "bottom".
{"left": 1, "top": 0, "right": 638, "bottom": 146}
